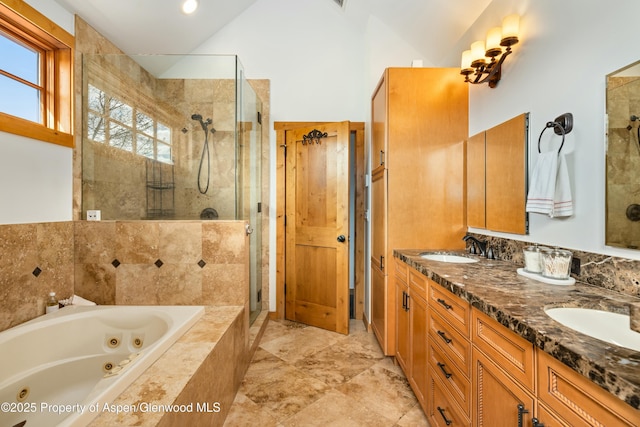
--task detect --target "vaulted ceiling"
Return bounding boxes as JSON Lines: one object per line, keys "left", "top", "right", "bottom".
{"left": 53, "top": 0, "right": 491, "bottom": 65}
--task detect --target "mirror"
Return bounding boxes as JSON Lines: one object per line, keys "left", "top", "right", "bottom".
{"left": 467, "top": 113, "right": 529, "bottom": 234}
{"left": 606, "top": 61, "right": 640, "bottom": 249}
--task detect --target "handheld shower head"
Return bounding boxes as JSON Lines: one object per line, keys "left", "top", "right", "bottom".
{"left": 191, "top": 113, "right": 212, "bottom": 132}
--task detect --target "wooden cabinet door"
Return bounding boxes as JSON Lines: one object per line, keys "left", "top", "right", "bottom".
{"left": 466, "top": 131, "right": 486, "bottom": 229}
{"left": 485, "top": 113, "right": 528, "bottom": 234}
{"left": 371, "top": 74, "right": 387, "bottom": 169}
{"left": 370, "top": 168, "right": 387, "bottom": 272}
{"left": 472, "top": 347, "right": 535, "bottom": 427}
{"left": 396, "top": 278, "right": 410, "bottom": 374}
{"left": 410, "top": 293, "right": 428, "bottom": 408}
{"left": 371, "top": 264, "right": 386, "bottom": 349}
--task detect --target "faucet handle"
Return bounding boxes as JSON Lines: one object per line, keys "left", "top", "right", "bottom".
{"left": 486, "top": 246, "right": 495, "bottom": 260}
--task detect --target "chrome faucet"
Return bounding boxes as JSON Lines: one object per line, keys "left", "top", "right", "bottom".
{"left": 463, "top": 234, "right": 488, "bottom": 257}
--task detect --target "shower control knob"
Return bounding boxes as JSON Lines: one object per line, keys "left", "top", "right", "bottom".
{"left": 337, "top": 235, "right": 346, "bottom": 243}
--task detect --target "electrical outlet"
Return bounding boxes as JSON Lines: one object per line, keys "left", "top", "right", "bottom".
{"left": 87, "top": 210, "right": 101, "bottom": 221}
{"left": 570, "top": 257, "right": 580, "bottom": 275}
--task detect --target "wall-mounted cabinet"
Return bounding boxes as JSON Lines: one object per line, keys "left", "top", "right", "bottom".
{"left": 467, "top": 113, "right": 529, "bottom": 234}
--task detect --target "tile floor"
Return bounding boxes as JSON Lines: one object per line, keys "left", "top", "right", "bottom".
{"left": 224, "top": 319, "right": 430, "bottom": 426}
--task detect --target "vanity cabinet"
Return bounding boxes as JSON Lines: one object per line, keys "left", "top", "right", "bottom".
{"left": 395, "top": 262, "right": 429, "bottom": 409}
{"left": 466, "top": 113, "right": 529, "bottom": 234}
{"left": 370, "top": 67, "right": 468, "bottom": 355}
{"left": 398, "top": 257, "right": 640, "bottom": 425}
{"left": 426, "top": 280, "right": 472, "bottom": 425}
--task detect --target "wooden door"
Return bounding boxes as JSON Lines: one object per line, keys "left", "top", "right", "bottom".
{"left": 284, "top": 122, "right": 350, "bottom": 334}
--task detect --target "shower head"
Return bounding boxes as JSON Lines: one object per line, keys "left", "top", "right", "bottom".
{"left": 191, "top": 113, "right": 212, "bottom": 133}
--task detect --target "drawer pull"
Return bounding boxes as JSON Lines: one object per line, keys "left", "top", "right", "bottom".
{"left": 402, "top": 291, "right": 406, "bottom": 310}
{"left": 532, "top": 418, "right": 545, "bottom": 427}
{"left": 437, "top": 362, "right": 452, "bottom": 379}
{"left": 437, "top": 406, "right": 453, "bottom": 426}
{"left": 437, "top": 330, "right": 452, "bottom": 344}
{"left": 517, "top": 403, "right": 529, "bottom": 427}
{"left": 437, "top": 298, "right": 452, "bottom": 310}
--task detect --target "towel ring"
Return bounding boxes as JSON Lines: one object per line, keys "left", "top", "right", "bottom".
{"left": 537, "top": 112, "right": 573, "bottom": 154}
{"left": 538, "top": 122, "right": 566, "bottom": 154}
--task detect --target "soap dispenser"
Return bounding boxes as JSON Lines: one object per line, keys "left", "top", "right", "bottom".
{"left": 46, "top": 292, "right": 59, "bottom": 313}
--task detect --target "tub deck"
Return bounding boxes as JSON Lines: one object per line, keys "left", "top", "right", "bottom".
{"left": 88, "top": 305, "right": 260, "bottom": 427}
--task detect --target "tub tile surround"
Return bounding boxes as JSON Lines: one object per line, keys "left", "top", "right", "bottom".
{"left": 0, "top": 222, "right": 74, "bottom": 331}
{"left": 0, "top": 220, "right": 249, "bottom": 332}
{"left": 394, "top": 248, "right": 640, "bottom": 410}
{"left": 89, "top": 306, "right": 251, "bottom": 427}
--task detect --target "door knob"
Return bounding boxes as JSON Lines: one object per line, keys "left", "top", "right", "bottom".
{"left": 337, "top": 235, "right": 346, "bottom": 243}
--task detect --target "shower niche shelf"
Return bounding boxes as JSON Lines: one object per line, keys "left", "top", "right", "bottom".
{"left": 146, "top": 159, "right": 175, "bottom": 219}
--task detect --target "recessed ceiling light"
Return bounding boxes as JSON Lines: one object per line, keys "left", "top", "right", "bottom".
{"left": 182, "top": 0, "right": 198, "bottom": 14}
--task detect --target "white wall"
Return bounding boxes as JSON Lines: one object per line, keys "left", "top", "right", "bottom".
{"left": 192, "top": 0, "right": 428, "bottom": 311}
{"left": 0, "top": 0, "right": 75, "bottom": 224}
{"left": 455, "top": 0, "right": 640, "bottom": 261}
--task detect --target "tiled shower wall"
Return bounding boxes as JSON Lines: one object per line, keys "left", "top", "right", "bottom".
{"left": 0, "top": 220, "right": 248, "bottom": 333}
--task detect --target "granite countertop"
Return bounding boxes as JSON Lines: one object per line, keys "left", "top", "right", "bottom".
{"left": 394, "top": 249, "right": 640, "bottom": 410}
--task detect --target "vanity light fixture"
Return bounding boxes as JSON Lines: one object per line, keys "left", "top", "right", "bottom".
{"left": 181, "top": 0, "right": 198, "bottom": 14}
{"left": 460, "top": 14, "right": 520, "bottom": 88}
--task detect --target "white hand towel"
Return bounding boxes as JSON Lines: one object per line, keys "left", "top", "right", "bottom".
{"left": 526, "top": 151, "right": 558, "bottom": 215}
{"left": 551, "top": 154, "right": 573, "bottom": 217}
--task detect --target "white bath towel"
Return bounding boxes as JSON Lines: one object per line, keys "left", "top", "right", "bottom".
{"left": 551, "top": 154, "right": 573, "bottom": 217}
{"left": 526, "top": 152, "right": 573, "bottom": 218}
{"left": 526, "top": 151, "right": 558, "bottom": 215}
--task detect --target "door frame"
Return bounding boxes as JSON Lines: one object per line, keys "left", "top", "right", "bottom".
{"left": 273, "top": 121, "right": 365, "bottom": 323}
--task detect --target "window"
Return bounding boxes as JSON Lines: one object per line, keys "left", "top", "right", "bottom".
{"left": 0, "top": 0, "right": 74, "bottom": 147}
{"left": 87, "top": 84, "right": 173, "bottom": 163}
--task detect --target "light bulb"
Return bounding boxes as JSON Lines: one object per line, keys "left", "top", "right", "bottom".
{"left": 182, "top": 0, "right": 198, "bottom": 14}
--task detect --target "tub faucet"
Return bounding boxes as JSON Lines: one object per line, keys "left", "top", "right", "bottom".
{"left": 463, "top": 234, "right": 487, "bottom": 257}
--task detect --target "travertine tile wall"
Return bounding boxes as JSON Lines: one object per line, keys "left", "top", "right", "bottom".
{"left": 75, "top": 220, "right": 248, "bottom": 306}
{"left": 0, "top": 222, "right": 75, "bottom": 331}
{"left": 0, "top": 220, "right": 249, "bottom": 333}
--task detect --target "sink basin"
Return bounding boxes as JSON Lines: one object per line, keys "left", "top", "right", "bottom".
{"left": 545, "top": 307, "right": 640, "bottom": 351}
{"left": 419, "top": 253, "right": 478, "bottom": 263}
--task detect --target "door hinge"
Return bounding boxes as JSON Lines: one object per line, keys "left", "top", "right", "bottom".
{"left": 257, "top": 202, "right": 262, "bottom": 213}
{"left": 257, "top": 289, "right": 262, "bottom": 302}
{"left": 257, "top": 111, "right": 262, "bottom": 125}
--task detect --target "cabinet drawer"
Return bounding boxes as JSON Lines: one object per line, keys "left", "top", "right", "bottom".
{"left": 428, "top": 309, "right": 471, "bottom": 378}
{"left": 409, "top": 267, "right": 427, "bottom": 299}
{"left": 429, "top": 339, "right": 471, "bottom": 416}
{"left": 427, "top": 371, "right": 470, "bottom": 427}
{"left": 429, "top": 281, "right": 470, "bottom": 337}
{"left": 472, "top": 308, "right": 535, "bottom": 392}
{"left": 394, "top": 260, "right": 408, "bottom": 284}
{"left": 537, "top": 350, "right": 640, "bottom": 427}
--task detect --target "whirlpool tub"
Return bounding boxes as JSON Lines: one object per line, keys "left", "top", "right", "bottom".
{"left": 0, "top": 305, "right": 204, "bottom": 427}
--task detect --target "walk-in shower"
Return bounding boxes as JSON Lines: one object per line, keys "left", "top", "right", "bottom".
{"left": 81, "top": 54, "right": 264, "bottom": 324}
